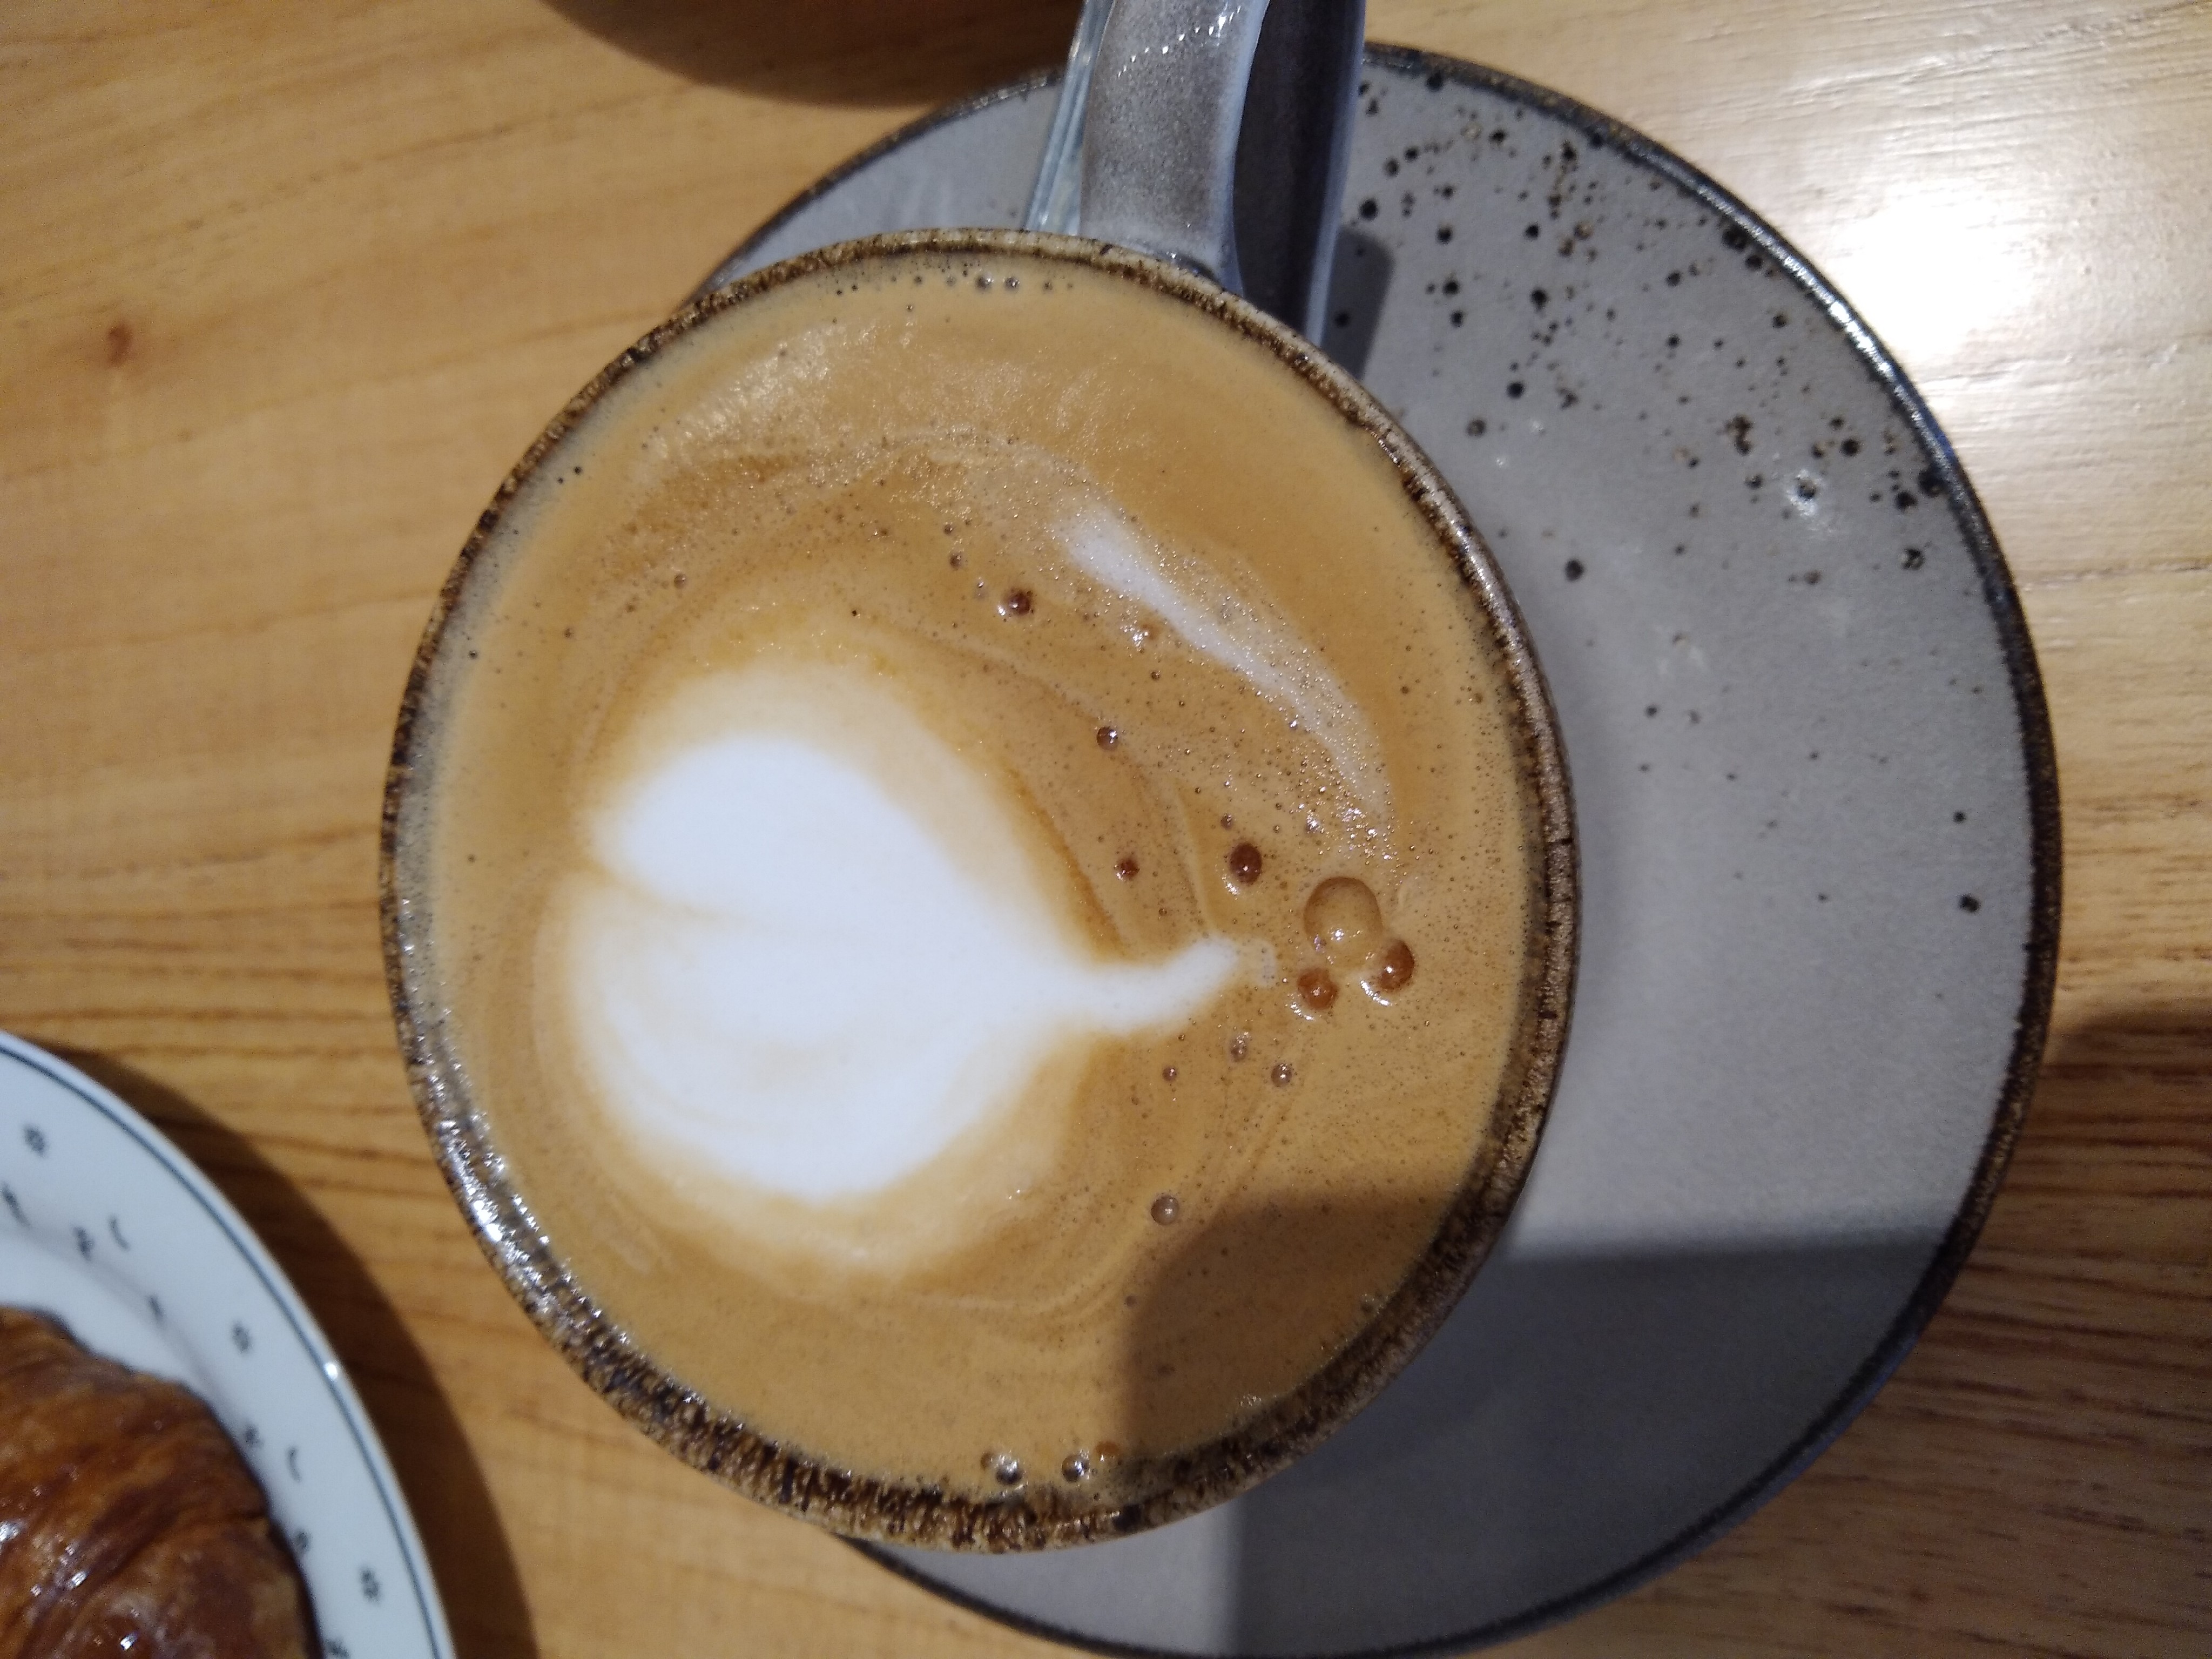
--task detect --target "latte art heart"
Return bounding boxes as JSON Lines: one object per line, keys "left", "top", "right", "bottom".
{"left": 560, "top": 672, "right": 1238, "bottom": 1238}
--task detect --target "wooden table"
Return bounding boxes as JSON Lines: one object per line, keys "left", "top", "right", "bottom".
{"left": 4, "top": 2, "right": 2204, "bottom": 1653}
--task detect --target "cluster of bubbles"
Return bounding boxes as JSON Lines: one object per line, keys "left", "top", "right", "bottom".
{"left": 981, "top": 1447, "right": 1113, "bottom": 1489}
{"left": 1299, "top": 875, "right": 1415, "bottom": 1006}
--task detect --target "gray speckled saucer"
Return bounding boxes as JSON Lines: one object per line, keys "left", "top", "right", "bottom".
{"left": 703, "top": 45, "right": 2058, "bottom": 1657}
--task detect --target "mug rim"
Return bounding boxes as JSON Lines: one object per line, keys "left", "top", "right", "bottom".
{"left": 379, "top": 227, "right": 1578, "bottom": 1550}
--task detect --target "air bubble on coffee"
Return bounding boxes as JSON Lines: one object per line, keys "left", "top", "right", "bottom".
{"left": 1150, "top": 1193, "right": 1180, "bottom": 1225}
{"left": 1365, "top": 938, "right": 1417, "bottom": 1000}
{"left": 1304, "top": 876, "right": 1384, "bottom": 967}
{"left": 1296, "top": 967, "right": 1338, "bottom": 1010}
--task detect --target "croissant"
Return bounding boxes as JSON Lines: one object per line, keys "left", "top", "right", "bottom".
{"left": 0, "top": 1307, "right": 314, "bottom": 1658}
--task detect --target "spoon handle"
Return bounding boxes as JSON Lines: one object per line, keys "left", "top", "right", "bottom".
{"left": 1029, "top": 0, "right": 1365, "bottom": 343}
{"left": 1023, "top": 0, "right": 1116, "bottom": 235}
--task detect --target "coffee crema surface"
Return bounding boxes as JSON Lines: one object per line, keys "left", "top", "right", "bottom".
{"left": 392, "top": 240, "right": 1559, "bottom": 1529}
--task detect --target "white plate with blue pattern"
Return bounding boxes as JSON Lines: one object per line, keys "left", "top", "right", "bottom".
{"left": 0, "top": 1033, "right": 455, "bottom": 1659}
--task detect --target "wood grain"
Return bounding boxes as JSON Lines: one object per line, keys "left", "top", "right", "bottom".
{"left": 2, "top": 1, "right": 2205, "bottom": 1654}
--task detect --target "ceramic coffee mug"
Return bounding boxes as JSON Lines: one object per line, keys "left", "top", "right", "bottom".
{"left": 380, "top": 2, "right": 1574, "bottom": 1551}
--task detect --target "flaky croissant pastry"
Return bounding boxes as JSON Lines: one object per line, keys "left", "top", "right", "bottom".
{"left": 0, "top": 1307, "right": 314, "bottom": 1658}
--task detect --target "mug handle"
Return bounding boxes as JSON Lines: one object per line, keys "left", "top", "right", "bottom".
{"left": 1030, "top": 0, "right": 1365, "bottom": 342}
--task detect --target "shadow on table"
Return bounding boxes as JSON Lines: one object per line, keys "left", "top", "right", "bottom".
{"left": 54, "top": 1050, "right": 537, "bottom": 1659}
{"left": 1229, "top": 1005, "right": 2212, "bottom": 1653}
{"left": 1223, "top": 1231, "right": 1936, "bottom": 1654}
{"left": 541, "top": 0, "right": 1081, "bottom": 106}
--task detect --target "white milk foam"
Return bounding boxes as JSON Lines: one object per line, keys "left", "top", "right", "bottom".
{"left": 556, "top": 666, "right": 1237, "bottom": 1219}
{"left": 1057, "top": 504, "right": 1391, "bottom": 834}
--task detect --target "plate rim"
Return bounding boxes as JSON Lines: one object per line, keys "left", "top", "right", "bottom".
{"left": 711, "top": 40, "right": 2062, "bottom": 1658}
{"left": 0, "top": 1031, "right": 458, "bottom": 1659}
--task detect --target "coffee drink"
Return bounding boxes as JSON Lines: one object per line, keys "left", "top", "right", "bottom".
{"left": 384, "top": 232, "right": 1572, "bottom": 1546}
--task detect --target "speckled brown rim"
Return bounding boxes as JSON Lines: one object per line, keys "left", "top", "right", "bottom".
{"left": 703, "top": 46, "right": 2064, "bottom": 1649}
{"left": 380, "top": 228, "right": 1578, "bottom": 1554}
